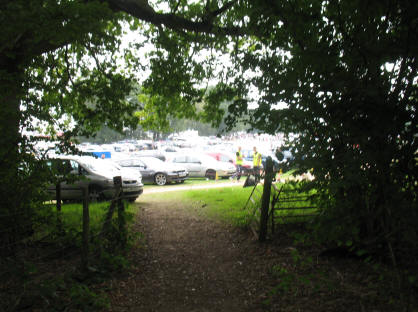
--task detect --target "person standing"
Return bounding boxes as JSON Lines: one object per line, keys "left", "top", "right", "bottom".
{"left": 253, "top": 146, "right": 262, "bottom": 182}
{"left": 235, "top": 146, "right": 244, "bottom": 182}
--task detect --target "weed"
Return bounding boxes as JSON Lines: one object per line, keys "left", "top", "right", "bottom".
{"left": 69, "top": 283, "right": 109, "bottom": 311}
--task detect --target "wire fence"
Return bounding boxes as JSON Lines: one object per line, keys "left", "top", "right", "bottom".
{"left": 0, "top": 176, "right": 132, "bottom": 311}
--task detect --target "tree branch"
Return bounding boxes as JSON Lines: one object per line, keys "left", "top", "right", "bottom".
{"left": 106, "top": 0, "right": 244, "bottom": 36}
{"left": 1, "top": 0, "right": 244, "bottom": 63}
{"left": 172, "top": 0, "right": 181, "bottom": 14}
{"left": 211, "top": 0, "right": 238, "bottom": 17}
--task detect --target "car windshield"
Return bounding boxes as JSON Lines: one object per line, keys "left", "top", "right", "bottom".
{"left": 81, "top": 158, "right": 120, "bottom": 174}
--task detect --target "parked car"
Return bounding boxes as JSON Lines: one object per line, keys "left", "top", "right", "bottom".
{"left": 130, "top": 150, "right": 166, "bottom": 161}
{"left": 115, "top": 156, "right": 188, "bottom": 186}
{"left": 206, "top": 152, "right": 252, "bottom": 175}
{"left": 46, "top": 156, "right": 143, "bottom": 202}
{"left": 168, "top": 153, "right": 236, "bottom": 179}
{"left": 206, "top": 152, "right": 235, "bottom": 164}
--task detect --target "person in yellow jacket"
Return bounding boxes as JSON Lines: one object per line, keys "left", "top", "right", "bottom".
{"left": 252, "top": 146, "right": 262, "bottom": 182}
{"left": 235, "top": 146, "right": 244, "bottom": 182}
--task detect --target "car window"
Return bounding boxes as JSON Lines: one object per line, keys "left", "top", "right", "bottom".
{"left": 198, "top": 154, "right": 217, "bottom": 163}
{"left": 69, "top": 160, "right": 80, "bottom": 174}
{"left": 220, "top": 155, "right": 230, "bottom": 162}
{"left": 81, "top": 158, "right": 118, "bottom": 175}
{"left": 79, "top": 165, "right": 88, "bottom": 175}
{"left": 118, "top": 159, "right": 132, "bottom": 167}
{"left": 131, "top": 159, "right": 145, "bottom": 167}
{"left": 57, "top": 159, "right": 72, "bottom": 175}
{"left": 187, "top": 156, "right": 200, "bottom": 163}
{"left": 173, "top": 156, "right": 187, "bottom": 163}
{"left": 46, "top": 159, "right": 77, "bottom": 175}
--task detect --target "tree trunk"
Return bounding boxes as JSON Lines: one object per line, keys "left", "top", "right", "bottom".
{"left": 0, "top": 55, "right": 25, "bottom": 255}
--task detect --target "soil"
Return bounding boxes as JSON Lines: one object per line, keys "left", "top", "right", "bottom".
{"left": 106, "top": 188, "right": 404, "bottom": 312}
{"left": 108, "top": 196, "right": 269, "bottom": 312}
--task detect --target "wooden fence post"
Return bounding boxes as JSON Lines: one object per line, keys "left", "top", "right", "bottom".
{"left": 56, "top": 182, "right": 63, "bottom": 233}
{"left": 114, "top": 176, "right": 126, "bottom": 249}
{"left": 117, "top": 198, "right": 126, "bottom": 249}
{"left": 56, "top": 182, "right": 61, "bottom": 212}
{"left": 259, "top": 156, "right": 273, "bottom": 242}
{"left": 81, "top": 186, "right": 90, "bottom": 271}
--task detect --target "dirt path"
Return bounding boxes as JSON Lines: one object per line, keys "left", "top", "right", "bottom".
{"left": 108, "top": 195, "right": 274, "bottom": 312}
{"left": 105, "top": 190, "right": 399, "bottom": 312}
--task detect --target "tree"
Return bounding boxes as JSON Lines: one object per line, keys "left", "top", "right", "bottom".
{"left": 134, "top": 0, "right": 418, "bottom": 263}
{"left": 0, "top": 0, "right": 244, "bottom": 252}
{"left": 1, "top": 0, "right": 417, "bottom": 268}
{"left": 226, "top": 1, "right": 417, "bottom": 261}
{"left": 136, "top": 88, "right": 250, "bottom": 137}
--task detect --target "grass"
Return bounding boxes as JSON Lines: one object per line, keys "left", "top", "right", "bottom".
{"left": 42, "top": 201, "right": 134, "bottom": 227}
{"left": 139, "top": 179, "right": 317, "bottom": 229}
{"left": 61, "top": 201, "right": 135, "bottom": 230}
{"left": 142, "top": 176, "right": 235, "bottom": 188}
{"left": 184, "top": 186, "right": 258, "bottom": 226}
{"left": 139, "top": 183, "right": 255, "bottom": 226}
{"left": 35, "top": 200, "right": 137, "bottom": 245}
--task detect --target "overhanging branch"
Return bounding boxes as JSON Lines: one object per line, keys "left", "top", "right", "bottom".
{"left": 106, "top": 0, "right": 244, "bottom": 36}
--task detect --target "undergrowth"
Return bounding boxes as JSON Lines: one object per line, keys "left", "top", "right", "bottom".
{"left": 0, "top": 200, "right": 140, "bottom": 312}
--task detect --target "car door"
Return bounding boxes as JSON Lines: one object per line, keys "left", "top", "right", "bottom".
{"left": 51, "top": 159, "right": 84, "bottom": 200}
{"left": 172, "top": 155, "right": 193, "bottom": 175}
{"left": 186, "top": 156, "right": 204, "bottom": 177}
{"left": 132, "top": 158, "right": 152, "bottom": 182}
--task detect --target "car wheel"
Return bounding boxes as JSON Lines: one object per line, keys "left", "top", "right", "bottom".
{"left": 128, "top": 197, "right": 137, "bottom": 203}
{"left": 154, "top": 173, "right": 167, "bottom": 186}
{"left": 88, "top": 185, "right": 103, "bottom": 202}
{"left": 205, "top": 169, "right": 216, "bottom": 180}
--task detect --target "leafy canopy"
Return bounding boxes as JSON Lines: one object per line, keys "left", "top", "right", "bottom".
{"left": 0, "top": 0, "right": 417, "bottom": 264}
{"left": 138, "top": 0, "right": 418, "bottom": 259}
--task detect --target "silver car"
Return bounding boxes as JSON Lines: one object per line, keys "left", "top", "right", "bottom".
{"left": 168, "top": 153, "right": 236, "bottom": 179}
{"left": 115, "top": 156, "right": 188, "bottom": 186}
{"left": 46, "top": 156, "right": 143, "bottom": 202}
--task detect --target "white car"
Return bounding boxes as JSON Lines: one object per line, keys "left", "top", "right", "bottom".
{"left": 46, "top": 156, "right": 143, "bottom": 202}
{"left": 168, "top": 153, "right": 236, "bottom": 179}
